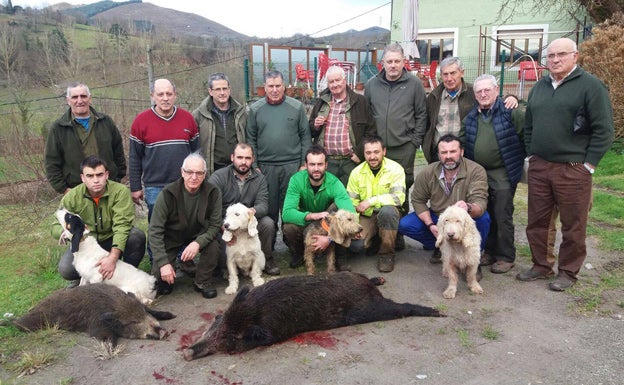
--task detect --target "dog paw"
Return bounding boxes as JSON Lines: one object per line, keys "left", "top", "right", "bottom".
{"left": 225, "top": 285, "right": 238, "bottom": 295}
{"left": 252, "top": 278, "right": 265, "bottom": 287}
{"left": 443, "top": 287, "right": 457, "bottom": 299}
{"left": 469, "top": 284, "right": 484, "bottom": 294}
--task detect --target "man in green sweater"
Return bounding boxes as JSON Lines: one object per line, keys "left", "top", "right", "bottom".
{"left": 149, "top": 153, "right": 221, "bottom": 299}
{"left": 517, "top": 38, "right": 614, "bottom": 291}
{"left": 247, "top": 70, "right": 312, "bottom": 247}
{"left": 282, "top": 145, "right": 355, "bottom": 269}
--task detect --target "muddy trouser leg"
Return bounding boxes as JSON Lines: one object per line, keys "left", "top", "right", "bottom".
{"left": 282, "top": 223, "right": 305, "bottom": 264}
{"left": 58, "top": 247, "right": 80, "bottom": 281}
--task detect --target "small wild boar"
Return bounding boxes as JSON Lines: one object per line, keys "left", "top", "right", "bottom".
{"left": 12, "top": 284, "right": 175, "bottom": 345}
{"left": 183, "top": 272, "right": 442, "bottom": 360}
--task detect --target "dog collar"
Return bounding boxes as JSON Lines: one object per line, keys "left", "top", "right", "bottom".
{"left": 320, "top": 218, "right": 330, "bottom": 233}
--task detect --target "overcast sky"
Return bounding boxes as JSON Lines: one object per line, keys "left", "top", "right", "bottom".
{"left": 13, "top": 0, "right": 392, "bottom": 38}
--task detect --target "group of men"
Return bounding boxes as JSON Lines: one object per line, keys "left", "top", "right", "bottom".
{"left": 45, "top": 37, "right": 614, "bottom": 299}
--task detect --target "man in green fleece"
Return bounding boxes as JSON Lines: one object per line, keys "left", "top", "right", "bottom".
{"left": 282, "top": 145, "right": 355, "bottom": 269}
{"left": 517, "top": 37, "right": 614, "bottom": 291}
{"left": 54, "top": 156, "right": 145, "bottom": 287}
{"left": 247, "top": 70, "right": 311, "bottom": 247}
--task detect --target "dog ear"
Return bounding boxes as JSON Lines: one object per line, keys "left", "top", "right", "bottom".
{"left": 222, "top": 230, "right": 233, "bottom": 242}
{"left": 66, "top": 214, "right": 85, "bottom": 253}
{"left": 328, "top": 216, "right": 346, "bottom": 246}
{"left": 247, "top": 211, "right": 258, "bottom": 237}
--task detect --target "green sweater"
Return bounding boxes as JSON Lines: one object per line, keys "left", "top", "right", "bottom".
{"left": 525, "top": 66, "right": 614, "bottom": 166}
{"left": 282, "top": 170, "right": 355, "bottom": 227}
{"left": 148, "top": 178, "right": 222, "bottom": 268}
{"left": 52, "top": 180, "right": 135, "bottom": 251}
{"left": 246, "top": 96, "right": 311, "bottom": 167}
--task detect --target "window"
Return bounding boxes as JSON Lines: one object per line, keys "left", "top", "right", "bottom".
{"left": 493, "top": 26, "right": 547, "bottom": 65}
{"left": 416, "top": 29, "right": 457, "bottom": 64}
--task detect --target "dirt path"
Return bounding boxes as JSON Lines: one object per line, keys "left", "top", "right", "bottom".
{"left": 12, "top": 226, "right": 623, "bottom": 385}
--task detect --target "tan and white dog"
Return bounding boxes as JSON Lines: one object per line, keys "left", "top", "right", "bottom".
{"left": 435, "top": 205, "right": 483, "bottom": 299}
{"left": 222, "top": 203, "right": 266, "bottom": 294}
{"left": 56, "top": 208, "right": 156, "bottom": 305}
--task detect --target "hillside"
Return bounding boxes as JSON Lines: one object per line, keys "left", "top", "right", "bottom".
{"left": 90, "top": 2, "right": 248, "bottom": 40}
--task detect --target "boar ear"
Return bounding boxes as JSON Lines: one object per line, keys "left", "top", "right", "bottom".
{"left": 244, "top": 325, "right": 273, "bottom": 345}
{"left": 145, "top": 308, "right": 176, "bottom": 320}
{"left": 232, "top": 286, "right": 251, "bottom": 305}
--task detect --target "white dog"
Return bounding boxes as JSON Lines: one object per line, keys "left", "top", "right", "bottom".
{"left": 435, "top": 205, "right": 483, "bottom": 299}
{"left": 56, "top": 209, "right": 157, "bottom": 305}
{"left": 222, "top": 203, "right": 266, "bottom": 294}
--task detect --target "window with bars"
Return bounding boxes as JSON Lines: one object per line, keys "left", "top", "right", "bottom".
{"left": 494, "top": 28, "right": 544, "bottom": 64}
{"left": 416, "top": 31, "right": 455, "bottom": 64}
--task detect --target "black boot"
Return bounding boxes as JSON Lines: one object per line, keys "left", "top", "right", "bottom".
{"left": 264, "top": 256, "right": 281, "bottom": 275}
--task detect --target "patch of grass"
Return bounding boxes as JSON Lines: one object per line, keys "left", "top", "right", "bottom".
{"left": 91, "top": 340, "right": 126, "bottom": 360}
{"left": 7, "top": 349, "right": 57, "bottom": 377}
{"left": 569, "top": 271, "right": 624, "bottom": 314}
{"left": 455, "top": 328, "right": 472, "bottom": 348}
{"left": 481, "top": 325, "right": 500, "bottom": 340}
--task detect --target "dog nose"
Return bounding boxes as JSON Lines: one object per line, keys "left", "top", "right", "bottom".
{"left": 224, "top": 223, "right": 230, "bottom": 229}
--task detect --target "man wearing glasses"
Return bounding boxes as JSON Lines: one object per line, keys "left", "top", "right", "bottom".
{"left": 517, "top": 37, "right": 614, "bottom": 291}
{"left": 194, "top": 72, "right": 247, "bottom": 175}
{"left": 149, "top": 153, "right": 222, "bottom": 299}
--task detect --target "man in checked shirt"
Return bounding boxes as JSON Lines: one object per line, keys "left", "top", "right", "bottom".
{"left": 309, "top": 65, "right": 377, "bottom": 186}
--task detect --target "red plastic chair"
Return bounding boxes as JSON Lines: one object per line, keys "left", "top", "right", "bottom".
{"left": 518, "top": 61, "right": 546, "bottom": 81}
{"left": 295, "top": 63, "right": 315, "bottom": 87}
{"left": 421, "top": 60, "right": 438, "bottom": 88}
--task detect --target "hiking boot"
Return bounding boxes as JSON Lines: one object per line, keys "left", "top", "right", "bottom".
{"left": 549, "top": 276, "right": 575, "bottom": 291}
{"left": 377, "top": 254, "right": 395, "bottom": 272}
{"left": 394, "top": 233, "right": 406, "bottom": 251}
{"left": 491, "top": 261, "right": 515, "bottom": 274}
{"left": 516, "top": 268, "right": 554, "bottom": 282}
{"left": 179, "top": 259, "right": 197, "bottom": 278}
{"left": 429, "top": 248, "right": 442, "bottom": 264}
{"left": 264, "top": 258, "right": 281, "bottom": 276}
{"left": 156, "top": 279, "right": 174, "bottom": 296}
{"left": 194, "top": 283, "right": 217, "bottom": 299}
{"left": 480, "top": 252, "right": 495, "bottom": 266}
{"left": 289, "top": 254, "right": 304, "bottom": 269}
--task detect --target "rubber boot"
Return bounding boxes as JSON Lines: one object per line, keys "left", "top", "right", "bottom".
{"left": 377, "top": 229, "right": 397, "bottom": 272}
{"left": 264, "top": 256, "right": 281, "bottom": 275}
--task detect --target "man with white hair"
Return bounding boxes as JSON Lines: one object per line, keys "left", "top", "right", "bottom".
{"left": 309, "top": 65, "right": 377, "bottom": 185}
{"left": 517, "top": 37, "right": 614, "bottom": 291}
{"left": 460, "top": 74, "right": 525, "bottom": 274}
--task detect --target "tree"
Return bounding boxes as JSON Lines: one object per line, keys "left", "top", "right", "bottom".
{"left": 499, "top": 0, "right": 624, "bottom": 23}
{"left": 0, "top": 22, "right": 19, "bottom": 85}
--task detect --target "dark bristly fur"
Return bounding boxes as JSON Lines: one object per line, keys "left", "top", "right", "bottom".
{"left": 183, "top": 272, "right": 443, "bottom": 360}
{"left": 12, "top": 284, "right": 175, "bottom": 345}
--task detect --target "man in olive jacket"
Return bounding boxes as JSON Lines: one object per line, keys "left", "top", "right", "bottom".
{"left": 53, "top": 156, "right": 145, "bottom": 285}
{"left": 149, "top": 153, "right": 222, "bottom": 299}
{"left": 45, "top": 82, "right": 126, "bottom": 195}
{"left": 194, "top": 72, "right": 247, "bottom": 176}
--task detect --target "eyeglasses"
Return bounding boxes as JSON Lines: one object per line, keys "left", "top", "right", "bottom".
{"left": 475, "top": 87, "right": 496, "bottom": 95}
{"left": 547, "top": 51, "right": 576, "bottom": 60}
{"left": 182, "top": 169, "right": 206, "bottom": 177}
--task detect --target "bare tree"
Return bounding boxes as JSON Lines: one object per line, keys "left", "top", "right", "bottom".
{"left": 498, "top": 0, "right": 624, "bottom": 23}
{"left": 0, "top": 22, "right": 19, "bottom": 85}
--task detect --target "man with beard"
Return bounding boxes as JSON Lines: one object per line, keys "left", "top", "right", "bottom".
{"left": 398, "top": 134, "right": 490, "bottom": 267}
{"left": 347, "top": 135, "right": 405, "bottom": 272}
{"left": 208, "top": 143, "right": 280, "bottom": 275}
{"left": 282, "top": 145, "right": 355, "bottom": 269}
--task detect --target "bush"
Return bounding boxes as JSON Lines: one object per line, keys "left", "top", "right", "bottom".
{"left": 579, "top": 15, "right": 624, "bottom": 140}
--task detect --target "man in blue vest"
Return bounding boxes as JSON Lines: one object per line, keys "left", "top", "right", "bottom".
{"left": 460, "top": 74, "right": 525, "bottom": 274}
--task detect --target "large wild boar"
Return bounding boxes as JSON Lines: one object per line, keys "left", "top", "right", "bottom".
{"left": 183, "top": 272, "right": 442, "bottom": 360}
{"left": 12, "top": 284, "right": 175, "bottom": 345}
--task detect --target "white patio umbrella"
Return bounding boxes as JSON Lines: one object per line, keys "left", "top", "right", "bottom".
{"left": 401, "top": 0, "right": 420, "bottom": 59}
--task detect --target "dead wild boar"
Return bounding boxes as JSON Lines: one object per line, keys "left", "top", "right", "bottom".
{"left": 12, "top": 283, "right": 175, "bottom": 345}
{"left": 183, "top": 272, "right": 442, "bottom": 360}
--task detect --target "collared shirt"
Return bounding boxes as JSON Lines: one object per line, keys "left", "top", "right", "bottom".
{"left": 324, "top": 96, "right": 351, "bottom": 156}
{"left": 438, "top": 168, "right": 458, "bottom": 196}
{"left": 434, "top": 88, "right": 462, "bottom": 144}
{"left": 550, "top": 65, "right": 578, "bottom": 89}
